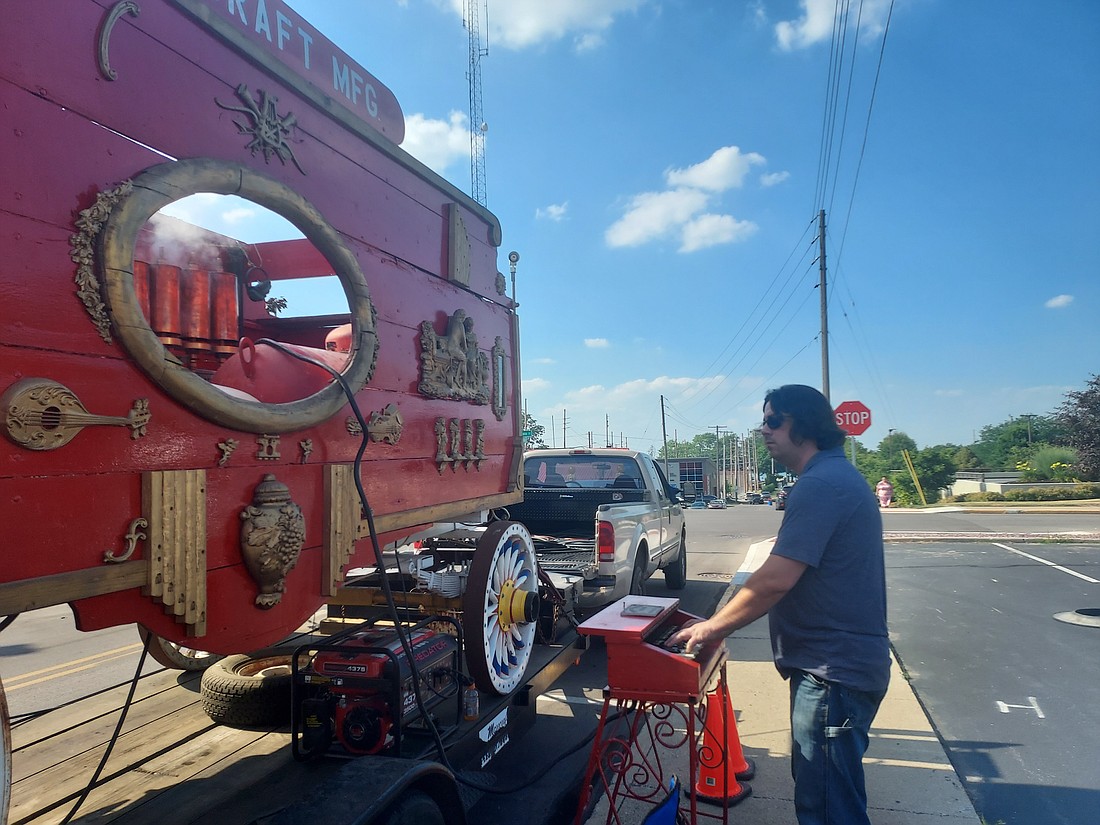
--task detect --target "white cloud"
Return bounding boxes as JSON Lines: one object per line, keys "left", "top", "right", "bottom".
{"left": 665, "top": 146, "right": 765, "bottom": 192}
{"left": 933, "top": 389, "right": 964, "bottom": 397}
{"left": 680, "top": 214, "right": 758, "bottom": 253}
{"left": 536, "top": 202, "right": 569, "bottom": 221}
{"left": 584, "top": 338, "right": 611, "bottom": 348}
{"left": 532, "top": 357, "right": 557, "bottom": 365}
{"left": 401, "top": 111, "right": 470, "bottom": 174}
{"left": 775, "top": 0, "right": 891, "bottom": 51}
{"left": 760, "top": 170, "right": 790, "bottom": 187}
{"left": 447, "top": 0, "right": 648, "bottom": 51}
{"left": 1045, "top": 294, "right": 1074, "bottom": 309}
{"left": 605, "top": 188, "right": 710, "bottom": 248}
{"left": 523, "top": 377, "right": 551, "bottom": 392}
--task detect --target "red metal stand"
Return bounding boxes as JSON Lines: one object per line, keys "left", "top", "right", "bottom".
{"left": 573, "top": 597, "right": 749, "bottom": 825}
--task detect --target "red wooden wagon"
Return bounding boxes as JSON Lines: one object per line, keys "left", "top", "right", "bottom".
{"left": 0, "top": 2, "right": 532, "bottom": 815}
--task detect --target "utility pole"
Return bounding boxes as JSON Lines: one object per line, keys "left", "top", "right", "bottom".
{"left": 714, "top": 425, "right": 728, "bottom": 498}
{"left": 463, "top": 0, "right": 489, "bottom": 206}
{"left": 562, "top": 409, "right": 567, "bottom": 448}
{"left": 818, "top": 209, "right": 830, "bottom": 402}
{"left": 660, "top": 395, "right": 670, "bottom": 480}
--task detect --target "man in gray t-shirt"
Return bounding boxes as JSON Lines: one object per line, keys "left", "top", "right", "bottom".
{"left": 671, "top": 384, "right": 889, "bottom": 825}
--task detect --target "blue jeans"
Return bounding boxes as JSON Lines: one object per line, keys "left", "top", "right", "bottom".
{"left": 789, "top": 670, "right": 886, "bottom": 825}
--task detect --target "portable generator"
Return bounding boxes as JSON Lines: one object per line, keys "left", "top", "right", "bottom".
{"left": 293, "top": 620, "right": 463, "bottom": 759}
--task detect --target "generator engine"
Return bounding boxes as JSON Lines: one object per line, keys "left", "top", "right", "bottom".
{"left": 296, "top": 625, "right": 461, "bottom": 758}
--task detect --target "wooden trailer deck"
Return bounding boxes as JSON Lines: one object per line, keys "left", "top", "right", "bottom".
{"left": 9, "top": 629, "right": 583, "bottom": 825}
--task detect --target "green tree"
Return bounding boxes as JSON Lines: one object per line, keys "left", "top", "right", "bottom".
{"left": 970, "top": 415, "right": 1064, "bottom": 469}
{"left": 1056, "top": 374, "right": 1100, "bottom": 480}
{"left": 521, "top": 412, "right": 547, "bottom": 449}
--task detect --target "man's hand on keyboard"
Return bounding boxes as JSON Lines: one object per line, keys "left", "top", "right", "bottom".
{"left": 667, "top": 618, "right": 711, "bottom": 654}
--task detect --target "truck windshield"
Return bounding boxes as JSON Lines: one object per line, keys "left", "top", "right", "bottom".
{"left": 524, "top": 456, "right": 643, "bottom": 489}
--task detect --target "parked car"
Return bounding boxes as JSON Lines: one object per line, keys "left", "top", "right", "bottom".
{"left": 690, "top": 500, "right": 707, "bottom": 509}
{"left": 745, "top": 492, "right": 763, "bottom": 505}
{"left": 706, "top": 498, "right": 727, "bottom": 509}
{"left": 775, "top": 483, "right": 795, "bottom": 511}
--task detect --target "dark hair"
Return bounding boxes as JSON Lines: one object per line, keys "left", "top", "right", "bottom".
{"left": 763, "top": 384, "right": 847, "bottom": 450}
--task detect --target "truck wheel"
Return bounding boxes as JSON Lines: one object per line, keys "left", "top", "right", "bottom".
{"left": 138, "top": 626, "right": 225, "bottom": 671}
{"left": 199, "top": 648, "right": 297, "bottom": 726}
{"left": 629, "top": 548, "right": 648, "bottom": 596}
{"left": 378, "top": 790, "right": 447, "bottom": 825}
{"left": 463, "top": 521, "right": 539, "bottom": 695}
{"left": 663, "top": 531, "right": 688, "bottom": 590}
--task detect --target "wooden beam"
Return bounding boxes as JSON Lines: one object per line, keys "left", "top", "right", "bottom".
{"left": 0, "top": 562, "right": 148, "bottom": 615}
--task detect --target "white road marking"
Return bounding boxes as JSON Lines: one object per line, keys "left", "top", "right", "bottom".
{"left": 995, "top": 696, "right": 1045, "bottom": 718}
{"left": 992, "top": 543, "right": 1099, "bottom": 584}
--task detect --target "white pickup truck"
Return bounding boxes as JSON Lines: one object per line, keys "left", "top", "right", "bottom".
{"left": 508, "top": 448, "right": 688, "bottom": 611}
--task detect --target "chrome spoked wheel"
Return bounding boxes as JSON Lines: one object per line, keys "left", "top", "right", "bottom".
{"left": 462, "top": 521, "right": 539, "bottom": 695}
{"left": 138, "top": 627, "right": 225, "bottom": 671}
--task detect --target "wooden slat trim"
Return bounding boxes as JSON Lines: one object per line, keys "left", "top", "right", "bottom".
{"left": 0, "top": 562, "right": 148, "bottom": 615}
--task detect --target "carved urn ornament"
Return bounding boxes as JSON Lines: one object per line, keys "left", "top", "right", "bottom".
{"left": 240, "top": 474, "right": 306, "bottom": 608}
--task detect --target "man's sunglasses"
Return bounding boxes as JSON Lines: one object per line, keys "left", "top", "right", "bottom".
{"left": 760, "top": 413, "right": 787, "bottom": 430}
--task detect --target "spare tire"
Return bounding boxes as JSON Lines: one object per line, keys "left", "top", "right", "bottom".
{"left": 199, "top": 648, "right": 299, "bottom": 727}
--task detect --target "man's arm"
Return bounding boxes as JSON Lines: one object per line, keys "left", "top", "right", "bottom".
{"left": 669, "top": 554, "right": 807, "bottom": 653}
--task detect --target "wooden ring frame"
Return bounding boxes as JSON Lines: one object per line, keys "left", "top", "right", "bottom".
{"left": 98, "top": 159, "right": 378, "bottom": 433}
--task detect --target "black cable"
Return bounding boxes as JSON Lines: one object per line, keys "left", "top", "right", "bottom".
{"left": 58, "top": 631, "right": 152, "bottom": 824}
{"left": 254, "top": 339, "right": 455, "bottom": 764}
{"left": 254, "top": 338, "right": 604, "bottom": 796}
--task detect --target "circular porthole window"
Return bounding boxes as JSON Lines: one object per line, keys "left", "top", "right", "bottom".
{"left": 97, "top": 159, "right": 377, "bottom": 433}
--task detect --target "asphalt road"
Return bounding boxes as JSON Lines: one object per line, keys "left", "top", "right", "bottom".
{"left": 886, "top": 540, "right": 1100, "bottom": 825}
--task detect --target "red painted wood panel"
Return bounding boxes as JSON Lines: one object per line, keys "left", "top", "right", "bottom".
{"left": 1, "top": 0, "right": 521, "bottom": 647}
{"left": 0, "top": 0, "right": 507, "bottom": 303}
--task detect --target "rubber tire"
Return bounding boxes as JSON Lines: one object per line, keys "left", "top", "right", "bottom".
{"left": 199, "top": 648, "right": 296, "bottom": 727}
{"left": 663, "top": 531, "right": 688, "bottom": 590}
{"left": 629, "top": 547, "right": 648, "bottom": 596}
{"left": 378, "top": 790, "right": 448, "bottom": 825}
{"left": 138, "top": 626, "right": 225, "bottom": 671}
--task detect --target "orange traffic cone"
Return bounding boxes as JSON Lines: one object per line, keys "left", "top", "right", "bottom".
{"left": 694, "top": 683, "right": 753, "bottom": 806}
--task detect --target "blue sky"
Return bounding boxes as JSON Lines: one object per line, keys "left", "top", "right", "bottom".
{"left": 182, "top": 0, "right": 1099, "bottom": 452}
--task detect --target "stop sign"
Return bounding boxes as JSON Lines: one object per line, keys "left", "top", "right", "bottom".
{"left": 835, "top": 400, "right": 872, "bottom": 436}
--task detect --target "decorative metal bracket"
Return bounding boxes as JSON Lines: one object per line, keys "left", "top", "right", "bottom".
{"left": 97, "top": 1, "right": 140, "bottom": 81}
{"left": 104, "top": 517, "right": 148, "bottom": 563}
{"left": 215, "top": 84, "right": 306, "bottom": 174}
{"left": 3, "top": 378, "right": 149, "bottom": 450}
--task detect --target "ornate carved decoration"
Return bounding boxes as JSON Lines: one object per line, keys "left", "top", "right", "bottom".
{"left": 345, "top": 416, "right": 363, "bottom": 436}
{"left": 217, "top": 438, "right": 239, "bottom": 467}
{"left": 434, "top": 417, "right": 485, "bottom": 473}
{"left": 215, "top": 84, "right": 306, "bottom": 174}
{"left": 299, "top": 439, "right": 313, "bottom": 463}
{"left": 257, "top": 434, "right": 281, "bottom": 460}
{"left": 447, "top": 204, "right": 471, "bottom": 286}
{"left": 495, "top": 271, "right": 507, "bottom": 296}
{"left": 104, "top": 517, "right": 148, "bottom": 563}
{"left": 2, "top": 378, "right": 149, "bottom": 451}
{"left": 368, "top": 403, "right": 404, "bottom": 444}
{"left": 97, "top": 1, "right": 140, "bottom": 81}
{"left": 418, "top": 311, "right": 490, "bottom": 405}
{"left": 70, "top": 180, "right": 133, "bottom": 344}
{"left": 144, "top": 469, "right": 207, "bottom": 636}
{"left": 240, "top": 474, "right": 305, "bottom": 609}
{"left": 491, "top": 336, "right": 507, "bottom": 421}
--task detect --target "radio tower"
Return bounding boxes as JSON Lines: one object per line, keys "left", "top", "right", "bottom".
{"left": 463, "top": 0, "right": 488, "bottom": 206}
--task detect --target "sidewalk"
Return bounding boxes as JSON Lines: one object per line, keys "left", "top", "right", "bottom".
{"left": 583, "top": 539, "right": 982, "bottom": 824}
